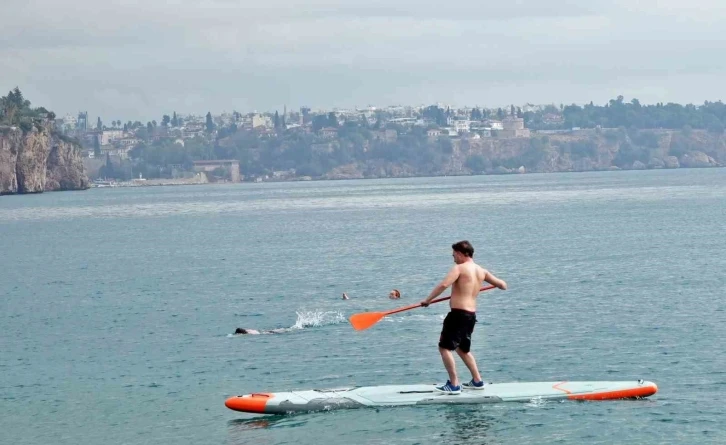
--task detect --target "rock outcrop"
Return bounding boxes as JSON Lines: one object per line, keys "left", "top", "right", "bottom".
{"left": 679, "top": 151, "right": 720, "bottom": 168}
{"left": 0, "top": 124, "right": 88, "bottom": 195}
{"left": 0, "top": 127, "right": 21, "bottom": 194}
{"left": 16, "top": 125, "right": 51, "bottom": 193}
{"left": 664, "top": 156, "right": 680, "bottom": 168}
{"left": 45, "top": 137, "right": 90, "bottom": 191}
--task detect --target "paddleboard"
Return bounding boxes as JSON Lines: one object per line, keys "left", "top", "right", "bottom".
{"left": 225, "top": 379, "right": 657, "bottom": 414}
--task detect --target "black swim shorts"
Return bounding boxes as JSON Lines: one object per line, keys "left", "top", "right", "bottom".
{"left": 438, "top": 308, "right": 477, "bottom": 353}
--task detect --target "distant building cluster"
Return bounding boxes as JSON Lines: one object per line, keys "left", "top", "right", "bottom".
{"left": 54, "top": 102, "right": 556, "bottom": 182}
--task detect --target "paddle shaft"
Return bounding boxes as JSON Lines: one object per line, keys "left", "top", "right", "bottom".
{"left": 384, "top": 284, "right": 496, "bottom": 316}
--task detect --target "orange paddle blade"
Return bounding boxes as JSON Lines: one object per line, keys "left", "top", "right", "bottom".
{"left": 349, "top": 311, "right": 387, "bottom": 331}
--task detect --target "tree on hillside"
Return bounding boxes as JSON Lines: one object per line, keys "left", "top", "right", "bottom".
{"left": 274, "top": 111, "right": 280, "bottom": 129}
{"left": 6, "top": 87, "right": 26, "bottom": 108}
{"left": 423, "top": 105, "right": 447, "bottom": 126}
{"left": 97, "top": 117, "right": 103, "bottom": 130}
{"left": 93, "top": 135, "right": 101, "bottom": 158}
{"left": 205, "top": 112, "right": 214, "bottom": 133}
{"left": 162, "top": 115, "right": 171, "bottom": 127}
{"left": 171, "top": 112, "right": 178, "bottom": 127}
{"left": 312, "top": 114, "right": 328, "bottom": 132}
{"left": 101, "top": 153, "right": 114, "bottom": 177}
{"left": 328, "top": 112, "right": 339, "bottom": 127}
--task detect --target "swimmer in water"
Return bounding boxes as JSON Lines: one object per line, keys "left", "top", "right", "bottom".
{"left": 342, "top": 292, "right": 350, "bottom": 300}
{"left": 234, "top": 328, "right": 286, "bottom": 335}
{"left": 389, "top": 289, "right": 401, "bottom": 299}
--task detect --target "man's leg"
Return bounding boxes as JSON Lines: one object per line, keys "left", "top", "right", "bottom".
{"left": 439, "top": 346, "right": 459, "bottom": 386}
{"left": 456, "top": 348, "right": 482, "bottom": 383}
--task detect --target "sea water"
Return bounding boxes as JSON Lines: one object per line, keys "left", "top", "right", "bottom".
{"left": 1, "top": 169, "right": 725, "bottom": 444}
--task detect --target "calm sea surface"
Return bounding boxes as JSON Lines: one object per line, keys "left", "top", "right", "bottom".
{"left": 2, "top": 169, "right": 725, "bottom": 444}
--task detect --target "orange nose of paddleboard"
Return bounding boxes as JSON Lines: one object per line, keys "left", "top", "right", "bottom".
{"left": 225, "top": 393, "right": 273, "bottom": 413}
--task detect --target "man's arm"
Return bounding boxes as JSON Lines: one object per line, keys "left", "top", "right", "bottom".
{"left": 483, "top": 269, "right": 507, "bottom": 290}
{"left": 421, "top": 266, "right": 460, "bottom": 307}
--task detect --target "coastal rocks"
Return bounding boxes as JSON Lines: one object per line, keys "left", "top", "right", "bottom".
{"left": 573, "top": 157, "right": 595, "bottom": 172}
{"left": 631, "top": 160, "right": 647, "bottom": 170}
{"left": 648, "top": 157, "right": 666, "bottom": 169}
{"left": 491, "top": 166, "right": 512, "bottom": 174}
{"left": 324, "top": 163, "right": 365, "bottom": 180}
{"left": 45, "top": 137, "right": 90, "bottom": 191}
{"left": 0, "top": 127, "right": 21, "bottom": 194}
{"left": 0, "top": 124, "right": 88, "bottom": 195}
{"left": 15, "top": 126, "right": 50, "bottom": 193}
{"left": 664, "top": 156, "right": 680, "bottom": 168}
{"left": 679, "top": 151, "right": 719, "bottom": 168}
{"left": 533, "top": 148, "right": 580, "bottom": 173}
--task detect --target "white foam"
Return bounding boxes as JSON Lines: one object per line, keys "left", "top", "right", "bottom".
{"left": 525, "top": 396, "right": 549, "bottom": 407}
{"left": 291, "top": 310, "right": 346, "bottom": 330}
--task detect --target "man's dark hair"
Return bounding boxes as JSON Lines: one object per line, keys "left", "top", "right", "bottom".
{"left": 452, "top": 240, "right": 474, "bottom": 257}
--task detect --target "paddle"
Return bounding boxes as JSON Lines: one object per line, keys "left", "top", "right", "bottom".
{"left": 349, "top": 285, "right": 496, "bottom": 331}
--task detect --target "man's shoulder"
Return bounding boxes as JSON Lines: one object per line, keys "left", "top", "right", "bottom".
{"left": 475, "top": 263, "right": 489, "bottom": 274}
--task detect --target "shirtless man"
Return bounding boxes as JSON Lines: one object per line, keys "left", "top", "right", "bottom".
{"left": 420, "top": 240, "right": 507, "bottom": 394}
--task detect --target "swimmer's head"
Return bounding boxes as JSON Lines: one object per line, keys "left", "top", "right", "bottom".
{"left": 235, "top": 328, "right": 248, "bottom": 334}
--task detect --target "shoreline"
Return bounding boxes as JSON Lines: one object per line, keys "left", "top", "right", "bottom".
{"left": 87, "top": 164, "right": 724, "bottom": 189}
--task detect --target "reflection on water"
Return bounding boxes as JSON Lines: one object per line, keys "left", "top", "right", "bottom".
{"left": 441, "top": 407, "right": 496, "bottom": 445}
{"left": 227, "top": 417, "right": 274, "bottom": 432}
{"left": 227, "top": 415, "right": 312, "bottom": 444}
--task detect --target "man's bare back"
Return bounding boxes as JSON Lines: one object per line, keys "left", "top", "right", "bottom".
{"left": 449, "top": 262, "right": 489, "bottom": 312}
{"left": 422, "top": 252, "right": 507, "bottom": 312}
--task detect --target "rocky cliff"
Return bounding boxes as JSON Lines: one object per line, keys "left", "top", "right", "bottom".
{"left": 46, "top": 136, "right": 90, "bottom": 191}
{"left": 322, "top": 128, "right": 724, "bottom": 179}
{"left": 0, "top": 124, "right": 88, "bottom": 195}
{"left": 0, "top": 127, "right": 21, "bottom": 193}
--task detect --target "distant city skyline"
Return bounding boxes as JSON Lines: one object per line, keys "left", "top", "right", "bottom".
{"left": 2, "top": 0, "right": 725, "bottom": 121}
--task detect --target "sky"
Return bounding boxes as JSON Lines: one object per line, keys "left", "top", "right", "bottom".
{"left": 2, "top": 0, "right": 725, "bottom": 121}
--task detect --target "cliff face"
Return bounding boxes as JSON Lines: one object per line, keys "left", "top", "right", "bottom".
{"left": 16, "top": 125, "right": 51, "bottom": 193}
{"left": 323, "top": 129, "right": 725, "bottom": 179}
{"left": 0, "top": 128, "right": 21, "bottom": 194}
{"left": 46, "top": 138, "right": 90, "bottom": 191}
{"left": 457, "top": 129, "right": 724, "bottom": 174}
{"left": 0, "top": 124, "right": 89, "bottom": 195}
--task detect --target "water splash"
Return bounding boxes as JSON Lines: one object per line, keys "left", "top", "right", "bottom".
{"left": 228, "top": 310, "right": 346, "bottom": 337}
{"left": 291, "top": 310, "right": 346, "bottom": 330}
{"left": 525, "top": 397, "right": 549, "bottom": 408}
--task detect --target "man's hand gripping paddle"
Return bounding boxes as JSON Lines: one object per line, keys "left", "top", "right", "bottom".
{"left": 348, "top": 285, "right": 496, "bottom": 331}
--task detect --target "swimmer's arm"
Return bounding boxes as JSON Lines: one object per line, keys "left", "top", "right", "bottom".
{"left": 483, "top": 268, "right": 507, "bottom": 290}
{"left": 422, "top": 266, "right": 460, "bottom": 305}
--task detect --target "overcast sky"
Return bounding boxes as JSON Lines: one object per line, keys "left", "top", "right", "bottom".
{"left": 2, "top": 0, "right": 725, "bottom": 121}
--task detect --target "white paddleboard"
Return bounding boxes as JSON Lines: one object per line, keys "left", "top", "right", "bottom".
{"left": 225, "top": 380, "right": 657, "bottom": 414}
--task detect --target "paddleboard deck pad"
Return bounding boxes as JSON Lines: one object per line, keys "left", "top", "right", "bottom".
{"left": 225, "top": 380, "right": 657, "bottom": 414}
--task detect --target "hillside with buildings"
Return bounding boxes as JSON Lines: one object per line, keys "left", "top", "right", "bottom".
{"left": 46, "top": 96, "right": 726, "bottom": 184}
